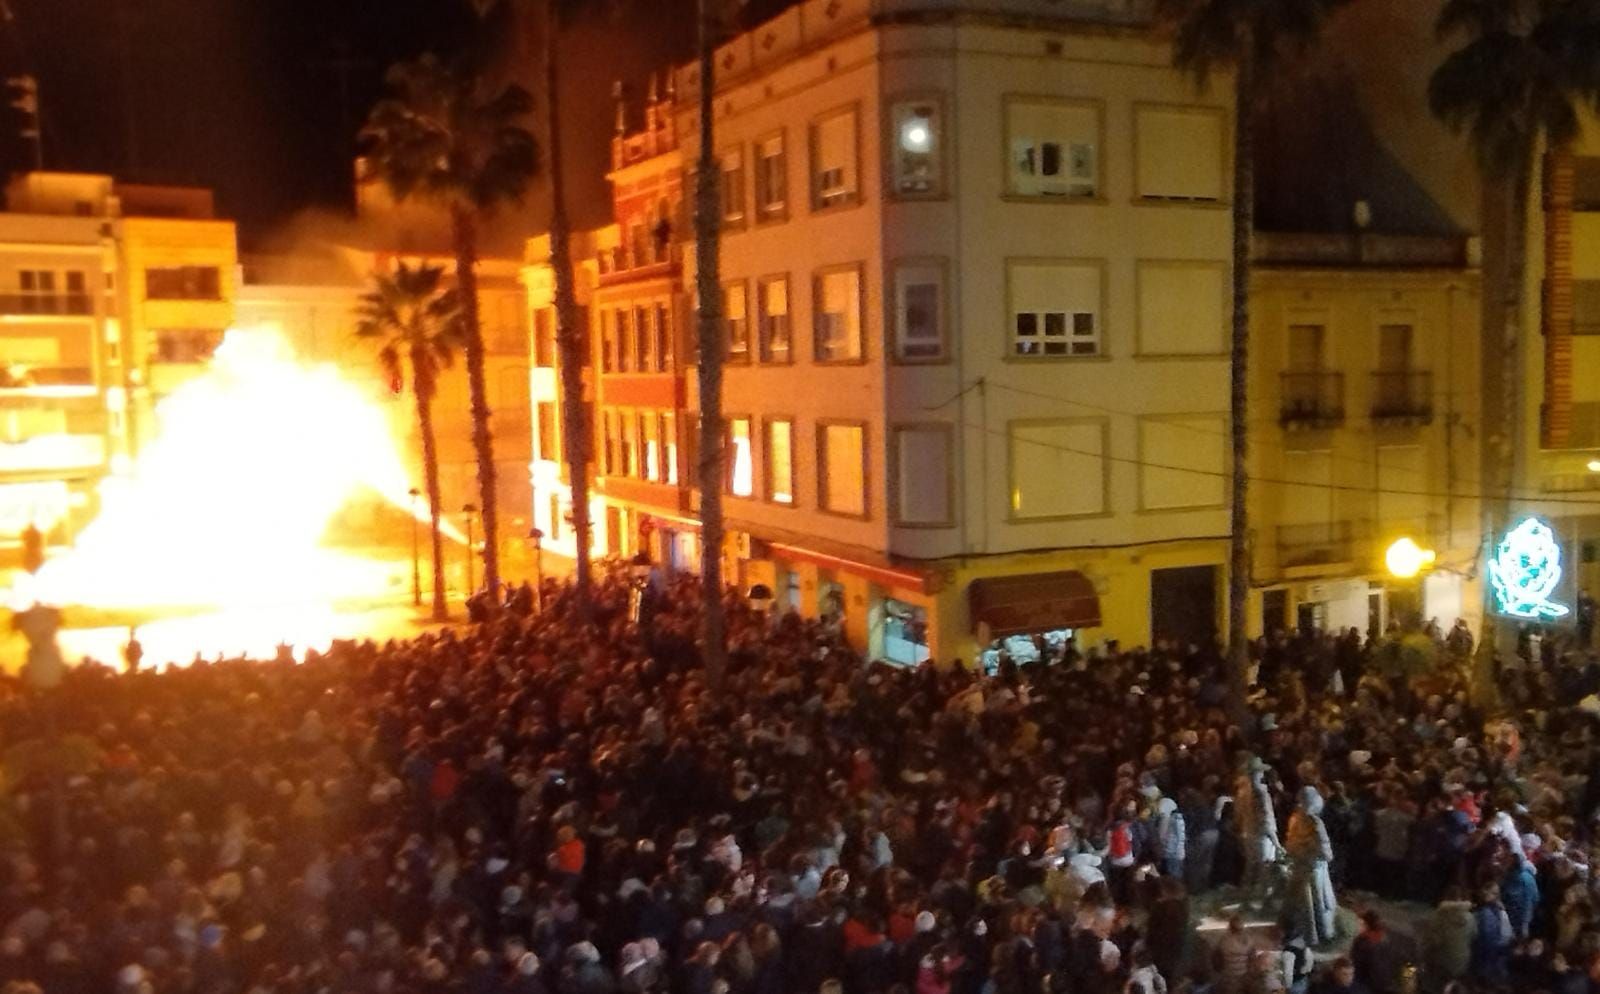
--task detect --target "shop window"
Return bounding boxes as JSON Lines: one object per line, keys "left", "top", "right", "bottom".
{"left": 884, "top": 599, "right": 930, "bottom": 666}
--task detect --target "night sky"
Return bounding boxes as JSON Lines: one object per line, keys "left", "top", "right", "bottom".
{"left": 0, "top": 0, "right": 789, "bottom": 245}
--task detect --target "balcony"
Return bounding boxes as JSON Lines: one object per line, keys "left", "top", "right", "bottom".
{"left": 1280, "top": 371, "right": 1344, "bottom": 429}
{"left": 596, "top": 240, "right": 680, "bottom": 285}
{"left": 0, "top": 293, "right": 92, "bottom": 317}
{"left": 1370, "top": 370, "right": 1433, "bottom": 425}
{"left": 1277, "top": 521, "right": 1357, "bottom": 569}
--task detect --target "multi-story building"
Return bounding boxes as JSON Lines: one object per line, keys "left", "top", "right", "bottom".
{"left": 0, "top": 172, "right": 236, "bottom": 557}
{"left": 1248, "top": 230, "right": 1483, "bottom": 636}
{"left": 533, "top": 0, "right": 1239, "bottom": 665}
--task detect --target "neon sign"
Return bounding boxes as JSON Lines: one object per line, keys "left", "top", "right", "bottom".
{"left": 1490, "top": 516, "right": 1570, "bottom": 620}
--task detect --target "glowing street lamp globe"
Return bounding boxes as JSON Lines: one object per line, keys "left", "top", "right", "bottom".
{"left": 1385, "top": 537, "right": 1435, "bottom": 579}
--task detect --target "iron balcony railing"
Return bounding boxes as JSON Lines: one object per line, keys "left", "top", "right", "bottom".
{"left": 1280, "top": 371, "right": 1345, "bottom": 428}
{"left": 1371, "top": 370, "right": 1434, "bottom": 423}
{"left": 1277, "top": 520, "right": 1358, "bottom": 568}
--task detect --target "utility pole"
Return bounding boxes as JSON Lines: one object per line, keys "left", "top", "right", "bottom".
{"left": 6, "top": 74, "right": 41, "bottom": 170}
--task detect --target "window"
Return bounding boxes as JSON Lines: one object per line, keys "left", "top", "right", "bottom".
{"left": 1009, "top": 419, "right": 1107, "bottom": 519}
{"left": 155, "top": 329, "right": 222, "bottom": 363}
{"left": 814, "top": 266, "right": 863, "bottom": 363}
{"left": 1006, "top": 98, "right": 1099, "bottom": 198}
{"left": 1138, "top": 415, "right": 1226, "bottom": 510}
{"left": 724, "top": 282, "right": 750, "bottom": 363}
{"left": 893, "top": 426, "right": 952, "bottom": 525}
{"left": 890, "top": 99, "right": 942, "bottom": 196}
{"left": 754, "top": 133, "right": 787, "bottom": 221}
{"left": 1378, "top": 323, "right": 1413, "bottom": 370}
{"left": 1137, "top": 261, "right": 1226, "bottom": 355}
{"left": 720, "top": 150, "right": 747, "bottom": 224}
{"left": 811, "top": 107, "right": 860, "bottom": 209}
{"left": 728, "top": 417, "right": 754, "bottom": 497}
{"left": 616, "top": 309, "right": 633, "bottom": 372}
{"left": 634, "top": 306, "right": 652, "bottom": 372}
{"left": 534, "top": 309, "right": 556, "bottom": 366}
{"left": 663, "top": 413, "right": 679, "bottom": 485}
{"left": 819, "top": 423, "right": 867, "bottom": 517}
{"left": 642, "top": 414, "right": 660, "bottom": 481}
{"left": 893, "top": 262, "right": 945, "bottom": 362}
{"left": 599, "top": 310, "right": 616, "bottom": 373}
{"left": 621, "top": 411, "right": 637, "bottom": 477}
{"left": 18, "top": 270, "right": 53, "bottom": 313}
{"left": 654, "top": 304, "right": 671, "bottom": 369}
{"left": 145, "top": 265, "right": 221, "bottom": 300}
{"left": 1009, "top": 260, "right": 1101, "bottom": 358}
{"left": 1288, "top": 324, "right": 1326, "bottom": 370}
{"left": 1135, "top": 106, "right": 1224, "bottom": 201}
{"left": 536, "top": 402, "right": 557, "bottom": 462}
{"left": 757, "top": 276, "right": 791, "bottom": 363}
{"left": 766, "top": 418, "right": 794, "bottom": 505}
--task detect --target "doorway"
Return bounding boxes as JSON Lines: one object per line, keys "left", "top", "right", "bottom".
{"left": 1261, "top": 589, "right": 1289, "bottom": 636}
{"left": 1150, "top": 565, "right": 1220, "bottom": 649}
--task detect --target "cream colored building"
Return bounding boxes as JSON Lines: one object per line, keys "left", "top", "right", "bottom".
{"left": 0, "top": 172, "right": 236, "bottom": 558}
{"left": 526, "top": 0, "right": 1238, "bottom": 666}
{"left": 1248, "top": 232, "right": 1483, "bottom": 637}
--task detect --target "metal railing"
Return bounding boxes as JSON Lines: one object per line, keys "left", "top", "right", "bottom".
{"left": 1280, "top": 371, "right": 1345, "bottom": 428}
{"left": 1277, "top": 521, "right": 1358, "bottom": 568}
{"left": 0, "top": 293, "right": 92, "bottom": 316}
{"left": 1371, "top": 370, "right": 1433, "bottom": 423}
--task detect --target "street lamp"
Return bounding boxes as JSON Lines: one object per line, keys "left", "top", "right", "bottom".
{"left": 408, "top": 487, "right": 422, "bottom": 608}
{"left": 463, "top": 503, "right": 478, "bottom": 594}
{"left": 1385, "top": 537, "right": 1436, "bottom": 580}
{"left": 528, "top": 526, "right": 544, "bottom": 612}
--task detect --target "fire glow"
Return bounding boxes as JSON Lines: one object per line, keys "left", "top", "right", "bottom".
{"left": 15, "top": 327, "right": 445, "bottom": 613}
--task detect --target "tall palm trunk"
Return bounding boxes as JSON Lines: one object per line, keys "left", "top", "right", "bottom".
{"left": 451, "top": 205, "right": 501, "bottom": 596}
{"left": 695, "top": 0, "right": 728, "bottom": 689}
{"left": 415, "top": 365, "right": 450, "bottom": 622}
{"left": 543, "top": 0, "right": 593, "bottom": 612}
{"left": 1226, "top": 49, "right": 1255, "bottom": 715}
{"left": 1494, "top": 155, "right": 1534, "bottom": 522}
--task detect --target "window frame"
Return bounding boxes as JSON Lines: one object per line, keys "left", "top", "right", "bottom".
{"left": 809, "top": 102, "right": 864, "bottom": 213}
{"left": 816, "top": 419, "right": 870, "bottom": 521}
{"left": 719, "top": 146, "right": 748, "bottom": 227}
{"left": 889, "top": 422, "right": 956, "bottom": 528}
{"left": 1132, "top": 102, "right": 1229, "bottom": 205}
{"left": 1133, "top": 259, "right": 1229, "bottom": 359}
{"left": 725, "top": 414, "right": 755, "bottom": 498}
{"left": 1005, "top": 416, "right": 1112, "bottom": 522}
{"left": 762, "top": 415, "right": 797, "bottom": 507}
{"left": 1004, "top": 257, "right": 1108, "bottom": 361}
{"left": 885, "top": 93, "right": 948, "bottom": 200}
{"left": 1135, "top": 412, "right": 1229, "bottom": 513}
{"left": 756, "top": 274, "right": 794, "bottom": 365}
{"left": 722, "top": 279, "right": 751, "bottom": 365}
{"left": 812, "top": 263, "right": 867, "bottom": 365}
{"left": 1001, "top": 94, "right": 1105, "bottom": 202}
{"left": 889, "top": 256, "right": 950, "bottom": 365}
{"left": 753, "top": 129, "right": 789, "bottom": 224}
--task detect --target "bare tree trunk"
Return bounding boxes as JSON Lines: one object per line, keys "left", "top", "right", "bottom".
{"left": 1226, "top": 50, "right": 1255, "bottom": 717}
{"left": 544, "top": 0, "right": 594, "bottom": 613}
{"left": 450, "top": 205, "right": 501, "bottom": 597}
{"left": 416, "top": 373, "right": 450, "bottom": 622}
{"left": 695, "top": 0, "right": 728, "bottom": 690}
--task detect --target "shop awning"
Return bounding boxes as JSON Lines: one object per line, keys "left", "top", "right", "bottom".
{"left": 969, "top": 571, "right": 1101, "bottom": 639}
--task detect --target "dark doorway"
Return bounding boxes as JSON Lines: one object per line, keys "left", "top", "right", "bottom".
{"left": 1262, "top": 589, "right": 1289, "bottom": 636}
{"left": 1151, "top": 565, "right": 1220, "bottom": 649}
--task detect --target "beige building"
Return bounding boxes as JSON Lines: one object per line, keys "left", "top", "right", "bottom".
{"left": 0, "top": 172, "right": 236, "bottom": 558}
{"left": 1248, "top": 231, "right": 1483, "bottom": 637}
{"left": 525, "top": 0, "right": 1239, "bottom": 666}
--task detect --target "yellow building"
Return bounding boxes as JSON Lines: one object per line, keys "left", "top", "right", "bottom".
{"left": 0, "top": 172, "right": 235, "bottom": 558}
{"left": 1248, "top": 231, "right": 1483, "bottom": 636}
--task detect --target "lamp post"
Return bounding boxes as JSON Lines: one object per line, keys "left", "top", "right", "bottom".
{"left": 528, "top": 526, "right": 544, "bottom": 612}
{"left": 463, "top": 503, "right": 478, "bottom": 595}
{"left": 408, "top": 487, "right": 422, "bottom": 608}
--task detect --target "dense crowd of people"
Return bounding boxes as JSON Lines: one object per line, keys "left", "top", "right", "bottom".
{"left": 0, "top": 564, "right": 1598, "bottom": 994}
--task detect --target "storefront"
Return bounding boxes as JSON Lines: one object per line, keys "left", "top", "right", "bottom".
{"left": 968, "top": 570, "right": 1101, "bottom": 670}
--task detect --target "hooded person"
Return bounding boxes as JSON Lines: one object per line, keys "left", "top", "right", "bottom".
{"left": 1282, "top": 786, "right": 1336, "bottom": 946}
{"left": 1155, "top": 797, "right": 1186, "bottom": 880}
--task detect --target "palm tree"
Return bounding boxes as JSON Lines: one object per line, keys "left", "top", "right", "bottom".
{"left": 1430, "top": 0, "right": 1600, "bottom": 508}
{"left": 361, "top": 53, "right": 538, "bottom": 600}
{"left": 356, "top": 262, "right": 467, "bottom": 623}
{"left": 1160, "top": 0, "right": 1347, "bottom": 711}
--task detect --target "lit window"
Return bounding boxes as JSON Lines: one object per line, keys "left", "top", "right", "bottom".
{"left": 891, "top": 100, "right": 942, "bottom": 196}
{"left": 654, "top": 303, "right": 671, "bottom": 370}
{"left": 602, "top": 411, "right": 618, "bottom": 474}
{"left": 720, "top": 149, "right": 746, "bottom": 223}
{"left": 621, "top": 411, "right": 637, "bottom": 477}
{"left": 766, "top": 419, "right": 794, "bottom": 505}
{"left": 599, "top": 311, "right": 616, "bottom": 373}
{"left": 663, "top": 413, "right": 679, "bottom": 485}
{"left": 728, "top": 417, "right": 754, "bottom": 497}
{"left": 758, "top": 276, "right": 791, "bottom": 363}
{"left": 616, "top": 309, "right": 633, "bottom": 372}
{"left": 820, "top": 423, "right": 866, "bottom": 517}
{"left": 1009, "top": 420, "right": 1107, "bottom": 519}
{"left": 811, "top": 107, "right": 859, "bottom": 209}
{"left": 1006, "top": 98, "right": 1099, "bottom": 198}
{"left": 534, "top": 309, "right": 556, "bottom": 366}
{"left": 1009, "top": 261, "right": 1101, "bottom": 358}
{"left": 814, "top": 267, "right": 863, "bottom": 363}
{"left": 643, "top": 414, "right": 660, "bottom": 481}
{"left": 724, "top": 283, "right": 750, "bottom": 363}
{"left": 893, "top": 262, "right": 945, "bottom": 361}
{"left": 755, "top": 133, "right": 787, "bottom": 221}
{"left": 536, "top": 401, "right": 557, "bottom": 462}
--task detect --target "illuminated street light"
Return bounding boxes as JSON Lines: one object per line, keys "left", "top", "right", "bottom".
{"left": 1385, "top": 537, "right": 1436, "bottom": 579}
{"left": 1588, "top": 459, "right": 1600, "bottom": 473}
